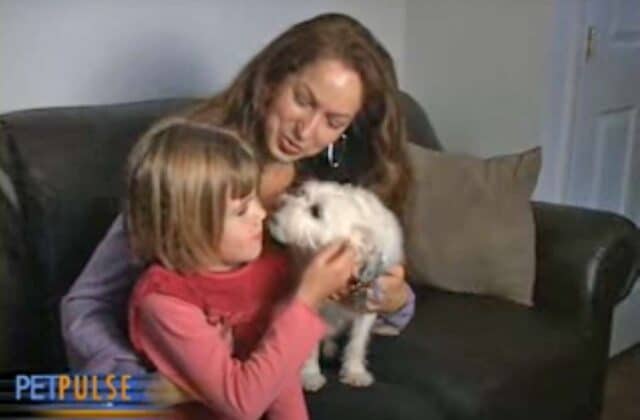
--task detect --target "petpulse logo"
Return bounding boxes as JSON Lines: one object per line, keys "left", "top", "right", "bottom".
{"left": 15, "top": 374, "right": 132, "bottom": 402}
{"left": 2, "top": 373, "right": 169, "bottom": 418}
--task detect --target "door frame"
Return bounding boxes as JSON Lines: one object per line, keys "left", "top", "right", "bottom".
{"left": 544, "top": 0, "right": 640, "bottom": 357}
{"left": 537, "top": 0, "right": 588, "bottom": 203}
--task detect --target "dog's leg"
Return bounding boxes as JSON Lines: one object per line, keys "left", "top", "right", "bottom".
{"left": 301, "top": 345, "right": 326, "bottom": 392}
{"left": 321, "top": 338, "right": 339, "bottom": 359}
{"left": 339, "top": 313, "right": 377, "bottom": 387}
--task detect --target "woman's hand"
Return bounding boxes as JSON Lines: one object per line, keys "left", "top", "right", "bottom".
{"left": 365, "top": 264, "right": 410, "bottom": 314}
{"left": 328, "top": 264, "right": 410, "bottom": 314}
{"left": 146, "top": 372, "right": 192, "bottom": 406}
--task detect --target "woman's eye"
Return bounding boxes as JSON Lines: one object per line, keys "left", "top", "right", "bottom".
{"left": 310, "top": 204, "right": 322, "bottom": 219}
{"left": 328, "top": 119, "right": 347, "bottom": 130}
{"left": 294, "top": 90, "right": 311, "bottom": 107}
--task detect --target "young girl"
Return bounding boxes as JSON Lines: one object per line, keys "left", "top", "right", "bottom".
{"left": 125, "top": 118, "right": 356, "bottom": 419}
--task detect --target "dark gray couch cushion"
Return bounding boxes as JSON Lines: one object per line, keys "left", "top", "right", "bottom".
{"left": 371, "top": 286, "right": 592, "bottom": 420}
{"left": 0, "top": 98, "right": 195, "bottom": 372}
{"left": 300, "top": 283, "right": 591, "bottom": 420}
{"left": 306, "top": 375, "right": 444, "bottom": 420}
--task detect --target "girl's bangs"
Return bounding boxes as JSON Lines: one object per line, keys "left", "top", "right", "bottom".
{"left": 226, "top": 155, "right": 260, "bottom": 200}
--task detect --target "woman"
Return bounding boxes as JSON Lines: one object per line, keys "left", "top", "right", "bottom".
{"left": 61, "top": 12, "right": 414, "bottom": 380}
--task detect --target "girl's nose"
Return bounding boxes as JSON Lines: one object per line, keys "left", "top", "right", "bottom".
{"left": 255, "top": 200, "right": 267, "bottom": 221}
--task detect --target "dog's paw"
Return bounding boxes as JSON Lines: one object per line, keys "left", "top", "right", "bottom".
{"left": 321, "top": 339, "right": 339, "bottom": 359}
{"left": 302, "top": 371, "right": 327, "bottom": 392}
{"left": 339, "top": 367, "right": 374, "bottom": 387}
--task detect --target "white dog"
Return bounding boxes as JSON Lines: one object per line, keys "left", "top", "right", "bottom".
{"left": 268, "top": 180, "right": 404, "bottom": 391}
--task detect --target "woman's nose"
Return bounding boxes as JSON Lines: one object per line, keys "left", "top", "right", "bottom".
{"left": 295, "top": 111, "right": 321, "bottom": 141}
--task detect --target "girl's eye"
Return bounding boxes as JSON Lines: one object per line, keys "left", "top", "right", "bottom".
{"left": 236, "top": 203, "right": 249, "bottom": 216}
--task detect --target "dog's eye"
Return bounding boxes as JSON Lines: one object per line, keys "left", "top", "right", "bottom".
{"left": 310, "top": 204, "right": 322, "bottom": 219}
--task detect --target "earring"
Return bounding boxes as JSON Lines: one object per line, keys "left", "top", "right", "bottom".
{"left": 327, "top": 133, "right": 348, "bottom": 168}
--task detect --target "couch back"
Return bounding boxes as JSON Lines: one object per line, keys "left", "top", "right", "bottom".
{"left": 0, "top": 91, "right": 440, "bottom": 373}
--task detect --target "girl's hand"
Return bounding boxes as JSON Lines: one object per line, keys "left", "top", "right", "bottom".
{"left": 328, "top": 276, "right": 363, "bottom": 301}
{"left": 365, "top": 264, "right": 410, "bottom": 314}
{"left": 146, "top": 372, "right": 192, "bottom": 406}
{"left": 296, "top": 240, "right": 357, "bottom": 310}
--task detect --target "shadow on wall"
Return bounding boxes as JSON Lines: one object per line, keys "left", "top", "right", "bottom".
{"left": 87, "top": 31, "right": 222, "bottom": 103}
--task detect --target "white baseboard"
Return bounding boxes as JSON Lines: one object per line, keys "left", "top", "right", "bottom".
{"left": 609, "top": 277, "right": 640, "bottom": 357}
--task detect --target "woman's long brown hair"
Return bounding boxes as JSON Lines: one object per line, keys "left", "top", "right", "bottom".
{"left": 185, "top": 13, "right": 412, "bottom": 217}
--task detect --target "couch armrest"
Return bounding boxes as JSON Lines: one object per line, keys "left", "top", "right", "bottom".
{"left": 532, "top": 201, "right": 640, "bottom": 326}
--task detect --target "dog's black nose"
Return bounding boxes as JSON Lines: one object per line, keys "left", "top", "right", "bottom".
{"left": 274, "top": 193, "right": 297, "bottom": 211}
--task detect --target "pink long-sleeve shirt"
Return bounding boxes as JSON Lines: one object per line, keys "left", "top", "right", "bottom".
{"left": 128, "top": 249, "right": 327, "bottom": 419}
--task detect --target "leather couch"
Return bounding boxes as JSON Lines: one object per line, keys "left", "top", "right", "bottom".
{"left": 1, "top": 92, "right": 638, "bottom": 420}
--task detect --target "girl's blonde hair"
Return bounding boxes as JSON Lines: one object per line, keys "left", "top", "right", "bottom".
{"left": 125, "top": 118, "right": 259, "bottom": 274}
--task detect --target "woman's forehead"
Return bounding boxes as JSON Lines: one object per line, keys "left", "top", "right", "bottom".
{"left": 294, "top": 58, "right": 363, "bottom": 116}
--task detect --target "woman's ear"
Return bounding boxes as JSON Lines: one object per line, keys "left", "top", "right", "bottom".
{"left": 351, "top": 225, "right": 384, "bottom": 284}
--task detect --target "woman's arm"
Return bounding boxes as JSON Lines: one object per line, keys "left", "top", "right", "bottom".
{"left": 59, "top": 215, "right": 147, "bottom": 373}
{"left": 367, "top": 265, "right": 415, "bottom": 333}
{"left": 371, "top": 283, "right": 415, "bottom": 334}
{"left": 135, "top": 293, "right": 325, "bottom": 420}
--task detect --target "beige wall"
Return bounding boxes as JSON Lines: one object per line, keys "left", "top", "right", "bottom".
{"left": 402, "top": 0, "right": 554, "bottom": 157}
{"left": 2, "top": 0, "right": 553, "bottom": 160}
{"left": 0, "top": 0, "right": 407, "bottom": 113}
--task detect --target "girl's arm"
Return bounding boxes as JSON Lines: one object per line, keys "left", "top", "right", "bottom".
{"left": 60, "top": 215, "right": 147, "bottom": 373}
{"left": 135, "top": 293, "right": 326, "bottom": 420}
{"left": 264, "top": 376, "right": 307, "bottom": 420}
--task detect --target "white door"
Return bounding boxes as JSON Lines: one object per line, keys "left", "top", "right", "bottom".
{"left": 565, "top": 0, "right": 640, "bottom": 225}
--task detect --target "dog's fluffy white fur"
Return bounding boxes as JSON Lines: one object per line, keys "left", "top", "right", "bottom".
{"left": 268, "top": 180, "right": 404, "bottom": 391}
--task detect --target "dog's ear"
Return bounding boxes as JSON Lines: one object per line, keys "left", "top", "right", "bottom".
{"left": 351, "top": 226, "right": 384, "bottom": 284}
